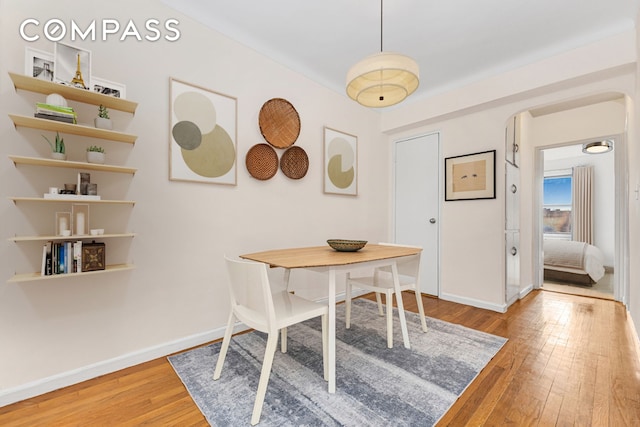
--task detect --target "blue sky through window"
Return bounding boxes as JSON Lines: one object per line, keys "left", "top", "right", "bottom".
{"left": 544, "top": 176, "right": 572, "bottom": 206}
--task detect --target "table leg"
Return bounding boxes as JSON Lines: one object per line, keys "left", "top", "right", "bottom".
{"left": 391, "top": 263, "right": 411, "bottom": 349}
{"left": 283, "top": 268, "right": 291, "bottom": 290}
{"left": 328, "top": 268, "right": 336, "bottom": 393}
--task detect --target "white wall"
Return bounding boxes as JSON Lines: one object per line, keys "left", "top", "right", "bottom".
{"left": 1, "top": 0, "right": 638, "bottom": 407}
{"left": 0, "top": 0, "right": 388, "bottom": 402}
{"left": 385, "top": 33, "right": 635, "bottom": 312}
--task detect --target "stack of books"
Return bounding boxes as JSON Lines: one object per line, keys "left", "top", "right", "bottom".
{"left": 41, "top": 240, "right": 84, "bottom": 275}
{"left": 34, "top": 103, "right": 77, "bottom": 124}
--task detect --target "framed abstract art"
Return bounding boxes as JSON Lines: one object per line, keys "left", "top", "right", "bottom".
{"left": 444, "top": 150, "right": 496, "bottom": 201}
{"left": 169, "top": 78, "right": 237, "bottom": 185}
{"left": 323, "top": 126, "right": 357, "bottom": 196}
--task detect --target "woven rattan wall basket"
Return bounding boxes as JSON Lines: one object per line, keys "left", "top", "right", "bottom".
{"left": 280, "top": 146, "right": 309, "bottom": 179}
{"left": 258, "top": 98, "right": 301, "bottom": 149}
{"left": 246, "top": 143, "right": 279, "bottom": 180}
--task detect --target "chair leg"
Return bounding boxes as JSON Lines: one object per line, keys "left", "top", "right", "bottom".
{"left": 415, "top": 289, "right": 428, "bottom": 332}
{"left": 251, "top": 332, "right": 279, "bottom": 426}
{"left": 375, "top": 292, "right": 384, "bottom": 316}
{"left": 280, "top": 327, "right": 288, "bottom": 353}
{"left": 345, "top": 275, "right": 352, "bottom": 329}
{"left": 386, "top": 290, "right": 393, "bottom": 348}
{"left": 213, "top": 312, "right": 236, "bottom": 380}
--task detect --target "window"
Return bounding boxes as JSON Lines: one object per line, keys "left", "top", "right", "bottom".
{"left": 543, "top": 174, "right": 572, "bottom": 237}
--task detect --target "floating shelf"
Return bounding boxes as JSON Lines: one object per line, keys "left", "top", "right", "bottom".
{"left": 9, "top": 72, "right": 138, "bottom": 114}
{"left": 9, "top": 233, "right": 136, "bottom": 242}
{"left": 10, "top": 197, "right": 136, "bottom": 205}
{"left": 9, "top": 155, "right": 137, "bottom": 174}
{"left": 9, "top": 114, "right": 137, "bottom": 144}
{"left": 8, "top": 263, "right": 135, "bottom": 283}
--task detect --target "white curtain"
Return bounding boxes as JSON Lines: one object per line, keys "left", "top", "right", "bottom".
{"left": 572, "top": 165, "right": 594, "bottom": 244}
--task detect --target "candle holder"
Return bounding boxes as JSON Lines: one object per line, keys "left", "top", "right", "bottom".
{"left": 72, "top": 204, "right": 89, "bottom": 236}
{"left": 55, "top": 212, "right": 71, "bottom": 236}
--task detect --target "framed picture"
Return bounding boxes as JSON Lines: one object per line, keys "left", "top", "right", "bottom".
{"left": 54, "top": 42, "right": 91, "bottom": 90}
{"left": 169, "top": 78, "right": 237, "bottom": 185}
{"left": 323, "top": 126, "right": 357, "bottom": 196}
{"left": 92, "top": 77, "right": 126, "bottom": 99}
{"left": 25, "top": 47, "right": 54, "bottom": 82}
{"left": 445, "top": 150, "right": 496, "bottom": 201}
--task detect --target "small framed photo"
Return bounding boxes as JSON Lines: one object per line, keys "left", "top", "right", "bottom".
{"left": 323, "top": 126, "right": 358, "bottom": 196}
{"left": 445, "top": 150, "right": 496, "bottom": 201}
{"left": 25, "top": 47, "right": 54, "bottom": 81}
{"left": 54, "top": 42, "right": 91, "bottom": 90}
{"left": 92, "top": 77, "right": 126, "bottom": 99}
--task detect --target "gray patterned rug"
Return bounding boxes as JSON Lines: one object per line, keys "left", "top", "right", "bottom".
{"left": 168, "top": 298, "right": 507, "bottom": 426}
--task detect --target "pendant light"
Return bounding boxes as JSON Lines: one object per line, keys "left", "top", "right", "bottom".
{"left": 346, "top": 0, "right": 419, "bottom": 107}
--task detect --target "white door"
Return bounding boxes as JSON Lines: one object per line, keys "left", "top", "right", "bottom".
{"left": 394, "top": 133, "right": 439, "bottom": 296}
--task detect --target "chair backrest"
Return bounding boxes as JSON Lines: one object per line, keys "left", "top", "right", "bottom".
{"left": 224, "top": 256, "right": 276, "bottom": 333}
{"left": 377, "top": 243, "right": 422, "bottom": 283}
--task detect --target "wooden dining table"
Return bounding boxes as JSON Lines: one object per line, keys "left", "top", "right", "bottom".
{"left": 240, "top": 243, "right": 422, "bottom": 393}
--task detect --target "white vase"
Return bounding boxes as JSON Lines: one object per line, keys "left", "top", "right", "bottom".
{"left": 94, "top": 117, "right": 113, "bottom": 130}
{"left": 86, "top": 151, "right": 105, "bottom": 164}
{"left": 51, "top": 152, "right": 66, "bottom": 161}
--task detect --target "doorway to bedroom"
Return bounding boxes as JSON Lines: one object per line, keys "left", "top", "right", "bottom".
{"left": 540, "top": 142, "right": 615, "bottom": 300}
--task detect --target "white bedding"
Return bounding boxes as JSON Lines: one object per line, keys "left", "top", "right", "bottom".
{"left": 543, "top": 239, "right": 605, "bottom": 282}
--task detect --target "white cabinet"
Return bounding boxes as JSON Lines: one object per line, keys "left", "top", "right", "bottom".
{"left": 505, "top": 150, "right": 520, "bottom": 305}
{"left": 505, "top": 114, "right": 520, "bottom": 167}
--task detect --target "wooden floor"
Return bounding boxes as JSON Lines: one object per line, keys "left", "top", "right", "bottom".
{"left": 1, "top": 289, "right": 639, "bottom": 426}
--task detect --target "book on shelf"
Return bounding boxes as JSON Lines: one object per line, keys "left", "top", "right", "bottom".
{"left": 34, "top": 113, "right": 76, "bottom": 124}
{"left": 42, "top": 240, "right": 85, "bottom": 275}
{"left": 34, "top": 103, "right": 77, "bottom": 124}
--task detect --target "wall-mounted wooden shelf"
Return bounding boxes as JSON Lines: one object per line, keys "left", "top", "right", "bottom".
{"left": 9, "top": 155, "right": 137, "bottom": 174}
{"left": 9, "top": 197, "right": 136, "bottom": 205}
{"left": 9, "top": 72, "right": 138, "bottom": 114}
{"left": 8, "top": 263, "right": 135, "bottom": 283}
{"left": 9, "top": 114, "right": 137, "bottom": 144}
{"left": 8, "top": 233, "right": 137, "bottom": 242}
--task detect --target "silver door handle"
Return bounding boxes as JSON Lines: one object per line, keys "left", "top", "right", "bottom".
{"left": 429, "top": 218, "right": 436, "bottom": 224}
{"left": 511, "top": 247, "right": 517, "bottom": 256}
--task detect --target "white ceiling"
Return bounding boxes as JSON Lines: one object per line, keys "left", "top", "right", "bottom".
{"left": 161, "top": 0, "right": 638, "bottom": 108}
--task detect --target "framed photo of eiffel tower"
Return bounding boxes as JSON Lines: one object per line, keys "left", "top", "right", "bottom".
{"left": 54, "top": 42, "right": 91, "bottom": 90}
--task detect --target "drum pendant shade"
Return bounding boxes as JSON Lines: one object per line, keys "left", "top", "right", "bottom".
{"left": 346, "top": 52, "right": 419, "bottom": 108}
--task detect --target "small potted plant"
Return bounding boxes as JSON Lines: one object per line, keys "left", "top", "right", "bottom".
{"left": 42, "top": 132, "right": 66, "bottom": 160}
{"left": 94, "top": 104, "right": 112, "bottom": 130}
{"left": 86, "top": 145, "right": 105, "bottom": 164}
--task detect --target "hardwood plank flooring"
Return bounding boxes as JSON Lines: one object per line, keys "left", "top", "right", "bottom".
{"left": 0, "top": 289, "right": 638, "bottom": 426}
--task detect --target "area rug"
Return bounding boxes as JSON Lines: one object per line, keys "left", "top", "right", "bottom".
{"left": 168, "top": 299, "right": 507, "bottom": 426}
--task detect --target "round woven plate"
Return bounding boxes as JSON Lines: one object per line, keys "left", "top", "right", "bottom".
{"left": 246, "top": 143, "right": 278, "bottom": 180}
{"left": 258, "top": 98, "right": 301, "bottom": 148}
{"left": 280, "top": 146, "right": 309, "bottom": 179}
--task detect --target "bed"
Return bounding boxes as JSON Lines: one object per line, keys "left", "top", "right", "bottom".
{"left": 543, "top": 239, "right": 605, "bottom": 285}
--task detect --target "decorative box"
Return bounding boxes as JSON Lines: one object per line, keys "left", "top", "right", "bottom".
{"left": 82, "top": 241, "right": 105, "bottom": 271}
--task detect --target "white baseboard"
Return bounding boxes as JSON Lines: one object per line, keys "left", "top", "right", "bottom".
{"left": 520, "top": 284, "right": 534, "bottom": 299}
{"left": 0, "top": 323, "right": 245, "bottom": 408}
{"left": 629, "top": 309, "right": 640, "bottom": 364}
{"left": 439, "top": 292, "right": 507, "bottom": 313}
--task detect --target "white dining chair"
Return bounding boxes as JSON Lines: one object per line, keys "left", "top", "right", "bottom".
{"left": 214, "top": 256, "right": 328, "bottom": 425}
{"left": 345, "top": 243, "right": 428, "bottom": 348}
